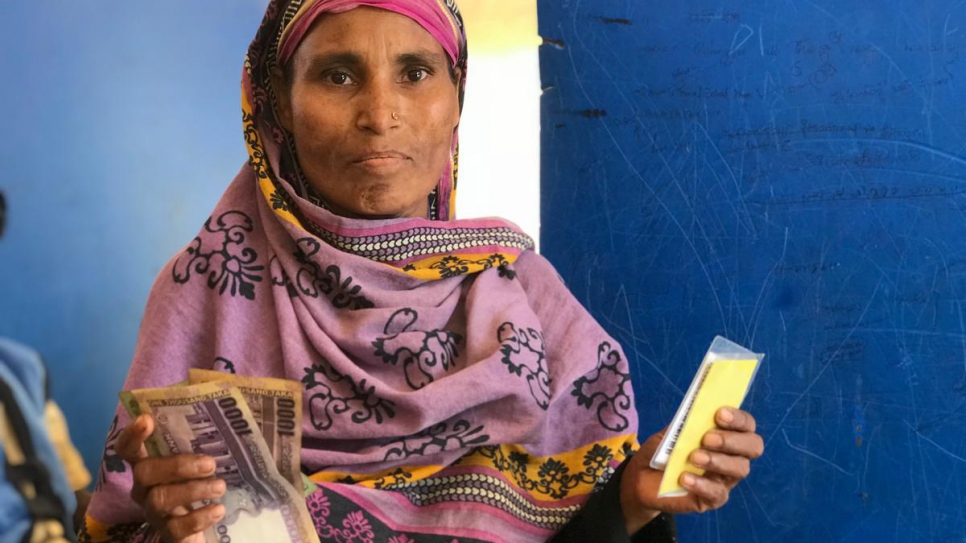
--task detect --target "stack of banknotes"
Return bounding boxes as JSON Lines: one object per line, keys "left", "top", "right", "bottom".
{"left": 120, "top": 370, "right": 321, "bottom": 543}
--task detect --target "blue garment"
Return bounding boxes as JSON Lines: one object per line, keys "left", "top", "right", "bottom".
{"left": 0, "top": 338, "right": 76, "bottom": 543}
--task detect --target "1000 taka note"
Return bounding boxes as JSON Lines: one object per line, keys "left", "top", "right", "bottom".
{"left": 187, "top": 369, "right": 303, "bottom": 488}
{"left": 120, "top": 382, "right": 320, "bottom": 543}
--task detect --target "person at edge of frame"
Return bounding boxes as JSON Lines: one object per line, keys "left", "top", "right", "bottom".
{"left": 0, "top": 188, "right": 94, "bottom": 542}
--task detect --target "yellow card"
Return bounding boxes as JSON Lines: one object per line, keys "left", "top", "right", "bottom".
{"left": 658, "top": 359, "right": 759, "bottom": 497}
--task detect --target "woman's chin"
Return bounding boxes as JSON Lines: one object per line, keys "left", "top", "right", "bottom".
{"left": 306, "top": 180, "right": 432, "bottom": 220}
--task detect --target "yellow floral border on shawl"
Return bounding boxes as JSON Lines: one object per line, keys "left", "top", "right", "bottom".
{"left": 309, "top": 433, "right": 639, "bottom": 502}
{"left": 80, "top": 515, "right": 124, "bottom": 543}
{"left": 78, "top": 435, "right": 639, "bottom": 542}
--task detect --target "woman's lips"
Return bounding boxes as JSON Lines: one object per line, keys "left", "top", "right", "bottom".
{"left": 352, "top": 151, "right": 409, "bottom": 173}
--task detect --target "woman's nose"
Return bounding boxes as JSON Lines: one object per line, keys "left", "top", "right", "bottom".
{"left": 355, "top": 80, "right": 401, "bottom": 134}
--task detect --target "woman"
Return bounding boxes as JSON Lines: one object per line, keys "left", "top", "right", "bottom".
{"left": 81, "top": 1, "right": 764, "bottom": 541}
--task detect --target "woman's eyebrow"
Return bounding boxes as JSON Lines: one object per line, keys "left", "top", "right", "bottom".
{"left": 302, "top": 52, "right": 364, "bottom": 72}
{"left": 396, "top": 50, "right": 448, "bottom": 67}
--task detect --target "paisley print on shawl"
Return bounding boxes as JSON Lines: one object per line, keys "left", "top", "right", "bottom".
{"left": 572, "top": 342, "right": 633, "bottom": 431}
{"left": 497, "top": 323, "right": 551, "bottom": 409}
{"left": 173, "top": 210, "right": 264, "bottom": 300}
{"left": 372, "top": 309, "right": 464, "bottom": 390}
{"left": 381, "top": 419, "right": 488, "bottom": 461}
{"left": 302, "top": 359, "right": 396, "bottom": 431}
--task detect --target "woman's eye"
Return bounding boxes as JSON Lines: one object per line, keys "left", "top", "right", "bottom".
{"left": 406, "top": 69, "right": 428, "bottom": 83}
{"left": 327, "top": 72, "right": 353, "bottom": 85}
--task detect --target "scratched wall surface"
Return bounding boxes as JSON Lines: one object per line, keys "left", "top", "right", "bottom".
{"left": 539, "top": 1, "right": 966, "bottom": 541}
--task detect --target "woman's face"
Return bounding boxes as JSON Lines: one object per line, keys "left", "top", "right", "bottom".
{"left": 276, "top": 7, "right": 462, "bottom": 219}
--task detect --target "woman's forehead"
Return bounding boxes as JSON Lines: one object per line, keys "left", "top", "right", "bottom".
{"left": 296, "top": 7, "right": 447, "bottom": 60}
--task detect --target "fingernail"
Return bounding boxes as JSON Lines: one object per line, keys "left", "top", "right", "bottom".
{"left": 705, "top": 433, "right": 724, "bottom": 449}
{"left": 198, "top": 457, "right": 216, "bottom": 474}
{"left": 682, "top": 474, "right": 696, "bottom": 487}
{"left": 210, "top": 505, "right": 226, "bottom": 521}
{"left": 720, "top": 408, "right": 734, "bottom": 423}
{"left": 692, "top": 451, "right": 710, "bottom": 466}
{"left": 133, "top": 415, "right": 146, "bottom": 431}
{"left": 208, "top": 479, "right": 226, "bottom": 495}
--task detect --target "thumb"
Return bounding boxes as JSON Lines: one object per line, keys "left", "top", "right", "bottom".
{"left": 115, "top": 414, "right": 154, "bottom": 466}
{"left": 638, "top": 427, "right": 669, "bottom": 457}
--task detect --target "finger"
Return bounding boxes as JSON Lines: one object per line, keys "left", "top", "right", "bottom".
{"left": 145, "top": 479, "right": 226, "bottom": 521}
{"left": 116, "top": 415, "right": 153, "bottom": 466}
{"left": 703, "top": 430, "right": 765, "bottom": 459}
{"left": 680, "top": 473, "right": 729, "bottom": 512}
{"left": 690, "top": 450, "right": 751, "bottom": 481}
{"left": 131, "top": 455, "right": 217, "bottom": 505}
{"left": 161, "top": 503, "right": 226, "bottom": 542}
{"left": 716, "top": 408, "right": 757, "bottom": 433}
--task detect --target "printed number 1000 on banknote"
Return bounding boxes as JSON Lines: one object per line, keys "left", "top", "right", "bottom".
{"left": 121, "top": 381, "right": 320, "bottom": 543}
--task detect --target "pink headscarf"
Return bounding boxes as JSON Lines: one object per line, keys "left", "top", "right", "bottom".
{"left": 278, "top": 0, "right": 465, "bottom": 71}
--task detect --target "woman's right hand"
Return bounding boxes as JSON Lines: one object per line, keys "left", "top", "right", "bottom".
{"left": 115, "top": 414, "right": 228, "bottom": 543}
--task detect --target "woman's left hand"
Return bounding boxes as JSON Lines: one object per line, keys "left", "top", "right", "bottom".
{"left": 619, "top": 408, "right": 764, "bottom": 534}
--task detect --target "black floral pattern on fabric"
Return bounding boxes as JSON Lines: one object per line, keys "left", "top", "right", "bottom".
{"left": 582, "top": 444, "right": 614, "bottom": 472}
{"left": 306, "top": 488, "right": 488, "bottom": 543}
{"left": 572, "top": 342, "right": 633, "bottom": 432}
{"left": 430, "top": 253, "right": 516, "bottom": 279}
{"left": 173, "top": 210, "right": 264, "bottom": 300}
{"left": 372, "top": 467, "right": 415, "bottom": 489}
{"left": 242, "top": 111, "right": 270, "bottom": 180}
{"left": 291, "top": 238, "right": 374, "bottom": 310}
{"left": 214, "top": 356, "right": 237, "bottom": 374}
{"left": 302, "top": 359, "right": 396, "bottom": 431}
{"left": 105, "top": 523, "right": 147, "bottom": 542}
{"left": 497, "top": 323, "right": 551, "bottom": 409}
{"left": 372, "top": 308, "right": 464, "bottom": 390}
{"left": 97, "top": 415, "right": 125, "bottom": 490}
{"left": 269, "top": 255, "right": 300, "bottom": 298}
{"left": 432, "top": 255, "right": 469, "bottom": 278}
{"left": 382, "top": 419, "right": 489, "bottom": 462}
{"left": 474, "top": 444, "right": 617, "bottom": 500}
{"left": 78, "top": 521, "right": 147, "bottom": 543}
{"left": 270, "top": 187, "right": 294, "bottom": 212}
{"left": 498, "top": 264, "right": 517, "bottom": 280}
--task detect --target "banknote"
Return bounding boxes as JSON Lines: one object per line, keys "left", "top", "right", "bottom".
{"left": 119, "top": 390, "right": 163, "bottom": 459}
{"left": 187, "top": 369, "right": 303, "bottom": 488}
{"left": 121, "top": 382, "right": 320, "bottom": 543}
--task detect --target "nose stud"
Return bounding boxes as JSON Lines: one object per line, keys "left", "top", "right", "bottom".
{"left": 391, "top": 111, "right": 399, "bottom": 120}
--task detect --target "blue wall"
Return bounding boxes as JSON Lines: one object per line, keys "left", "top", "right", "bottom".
{"left": 0, "top": 1, "right": 261, "bottom": 473}
{"left": 539, "top": 1, "right": 966, "bottom": 541}
{"left": 5, "top": 1, "right": 966, "bottom": 539}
